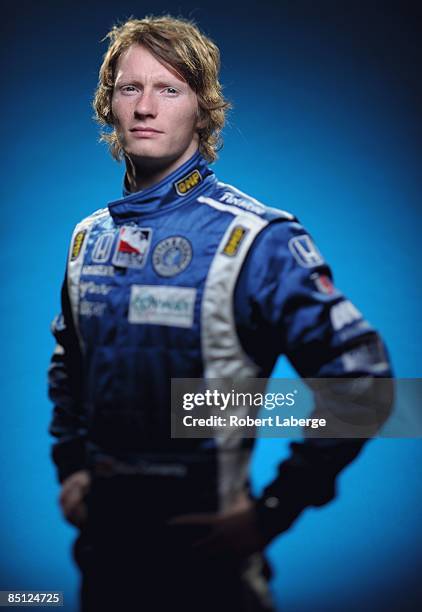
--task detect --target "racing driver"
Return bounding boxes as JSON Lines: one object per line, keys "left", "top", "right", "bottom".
{"left": 48, "top": 14, "right": 393, "bottom": 612}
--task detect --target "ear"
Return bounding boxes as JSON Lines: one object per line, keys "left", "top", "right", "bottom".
{"left": 196, "top": 107, "right": 207, "bottom": 130}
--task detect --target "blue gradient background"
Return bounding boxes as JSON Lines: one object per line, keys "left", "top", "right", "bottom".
{"left": 1, "top": 1, "right": 421, "bottom": 610}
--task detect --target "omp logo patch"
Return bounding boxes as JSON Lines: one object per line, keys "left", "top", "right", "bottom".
{"left": 174, "top": 169, "right": 202, "bottom": 196}
{"left": 222, "top": 226, "right": 248, "bottom": 257}
{"left": 70, "top": 230, "right": 86, "bottom": 261}
{"left": 128, "top": 285, "right": 196, "bottom": 328}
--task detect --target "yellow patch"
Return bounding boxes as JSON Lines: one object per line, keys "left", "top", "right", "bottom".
{"left": 175, "top": 169, "right": 202, "bottom": 196}
{"left": 71, "top": 230, "right": 86, "bottom": 261}
{"left": 222, "top": 226, "right": 248, "bottom": 257}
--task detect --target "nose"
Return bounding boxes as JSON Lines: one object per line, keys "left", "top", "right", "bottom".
{"left": 134, "top": 89, "right": 157, "bottom": 119}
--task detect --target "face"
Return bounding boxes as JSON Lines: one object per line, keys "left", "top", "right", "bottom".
{"left": 112, "top": 43, "right": 201, "bottom": 170}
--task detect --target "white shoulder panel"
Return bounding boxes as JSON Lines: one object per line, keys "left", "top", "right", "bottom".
{"left": 216, "top": 181, "right": 295, "bottom": 220}
{"left": 199, "top": 195, "right": 271, "bottom": 511}
{"left": 66, "top": 208, "right": 110, "bottom": 351}
{"left": 199, "top": 196, "right": 268, "bottom": 379}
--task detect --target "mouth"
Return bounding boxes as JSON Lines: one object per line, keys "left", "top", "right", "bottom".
{"left": 129, "top": 128, "right": 163, "bottom": 139}
{"left": 130, "top": 128, "right": 163, "bottom": 134}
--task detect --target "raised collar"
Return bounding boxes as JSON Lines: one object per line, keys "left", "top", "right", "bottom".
{"left": 108, "top": 150, "right": 215, "bottom": 222}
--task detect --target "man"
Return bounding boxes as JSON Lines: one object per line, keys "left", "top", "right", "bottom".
{"left": 48, "top": 15, "right": 393, "bottom": 612}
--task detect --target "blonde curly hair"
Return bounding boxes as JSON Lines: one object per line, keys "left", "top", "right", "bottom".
{"left": 93, "top": 15, "right": 231, "bottom": 163}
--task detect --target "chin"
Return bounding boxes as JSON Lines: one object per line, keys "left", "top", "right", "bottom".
{"left": 129, "top": 148, "right": 187, "bottom": 168}
{"left": 127, "top": 143, "right": 163, "bottom": 157}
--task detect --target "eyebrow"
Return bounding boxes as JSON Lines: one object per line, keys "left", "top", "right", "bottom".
{"left": 116, "top": 76, "right": 187, "bottom": 88}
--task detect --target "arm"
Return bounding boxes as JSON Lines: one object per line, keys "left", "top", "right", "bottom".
{"left": 48, "top": 272, "right": 88, "bottom": 484}
{"left": 235, "top": 218, "right": 394, "bottom": 541}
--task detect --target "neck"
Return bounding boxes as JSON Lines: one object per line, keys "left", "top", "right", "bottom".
{"left": 124, "top": 146, "right": 199, "bottom": 193}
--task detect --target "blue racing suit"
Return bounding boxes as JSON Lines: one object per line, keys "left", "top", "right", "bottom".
{"left": 48, "top": 149, "right": 392, "bottom": 611}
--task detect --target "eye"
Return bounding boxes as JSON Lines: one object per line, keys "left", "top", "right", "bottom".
{"left": 163, "top": 87, "right": 179, "bottom": 96}
{"left": 120, "top": 85, "right": 139, "bottom": 95}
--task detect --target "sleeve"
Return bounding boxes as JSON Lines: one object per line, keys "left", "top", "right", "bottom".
{"left": 48, "top": 271, "right": 87, "bottom": 483}
{"left": 234, "top": 218, "right": 394, "bottom": 541}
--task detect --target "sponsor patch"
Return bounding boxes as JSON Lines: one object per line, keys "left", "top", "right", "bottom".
{"left": 219, "top": 192, "right": 265, "bottom": 215}
{"left": 174, "top": 169, "right": 202, "bottom": 196}
{"left": 222, "top": 225, "right": 248, "bottom": 257}
{"left": 128, "top": 285, "right": 196, "bottom": 328}
{"left": 112, "top": 226, "right": 152, "bottom": 269}
{"left": 330, "top": 300, "right": 362, "bottom": 331}
{"left": 70, "top": 230, "right": 86, "bottom": 261}
{"left": 79, "top": 281, "right": 112, "bottom": 298}
{"left": 82, "top": 264, "right": 114, "bottom": 277}
{"left": 152, "top": 236, "right": 192, "bottom": 277}
{"left": 289, "top": 235, "right": 324, "bottom": 268}
{"left": 338, "top": 320, "right": 370, "bottom": 342}
{"left": 341, "top": 340, "right": 389, "bottom": 373}
{"left": 92, "top": 232, "right": 115, "bottom": 263}
{"left": 80, "top": 300, "right": 107, "bottom": 317}
{"left": 52, "top": 313, "right": 65, "bottom": 333}
{"left": 311, "top": 272, "right": 335, "bottom": 295}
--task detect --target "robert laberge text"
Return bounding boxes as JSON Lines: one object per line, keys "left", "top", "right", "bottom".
{"left": 182, "top": 415, "right": 326, "bottom": 429}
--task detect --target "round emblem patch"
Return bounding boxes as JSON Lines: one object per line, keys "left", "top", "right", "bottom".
{"left": 152, "top": 236, "right": 193, "bottom": 277}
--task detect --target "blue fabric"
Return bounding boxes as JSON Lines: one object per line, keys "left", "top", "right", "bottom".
{"left": 48, "top": 149, "right": 392, "bottom": 523}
